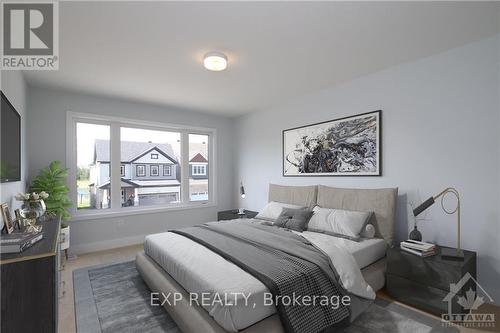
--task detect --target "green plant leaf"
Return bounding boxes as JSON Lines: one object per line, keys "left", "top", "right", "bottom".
{"left": 30, "top": 160, "right": 72, "bottom": 220}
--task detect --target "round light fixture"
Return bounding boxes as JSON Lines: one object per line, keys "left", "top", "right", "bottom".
{"left": 203, "top": 52, "right": 227, "bottom": 71}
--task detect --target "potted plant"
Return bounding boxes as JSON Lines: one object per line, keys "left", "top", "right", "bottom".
{"left": 30, "top": 161, "right": 72, "bottom": 220}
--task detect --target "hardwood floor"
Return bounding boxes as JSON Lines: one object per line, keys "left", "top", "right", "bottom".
{"left": 58, "top": 244, "right": 499, "bottom": 333}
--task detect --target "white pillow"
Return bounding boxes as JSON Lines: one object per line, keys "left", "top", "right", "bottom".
{"left": 307, "top": 206, "right": 372, "bottom": 238}
{"left": 255, "top": 201, "right": 305, "bottom": 221}
{"left": 360, "top": 224, "right": 376, "bottom": 238}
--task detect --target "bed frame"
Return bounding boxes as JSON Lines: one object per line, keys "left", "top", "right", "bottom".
{"left": 136, "top": 184, "right": 398, "bottom": 333}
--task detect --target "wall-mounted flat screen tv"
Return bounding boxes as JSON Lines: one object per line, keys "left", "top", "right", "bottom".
{"left": 1, "top": 91, "right": 21, "bottom": 183}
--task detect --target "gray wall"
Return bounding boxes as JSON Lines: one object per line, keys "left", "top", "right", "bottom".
{"left": 27, "top": 86, "right": 236, "bottom": 253}
{"left": 0, "top": 71, "right": 28, "bottom": 211}
{"left": 235, "top": 35, "right": 500, "bottom": 303}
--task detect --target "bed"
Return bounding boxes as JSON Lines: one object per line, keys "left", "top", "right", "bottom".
{"left": 136, "top": 184, "right": 398, "bottom": 333}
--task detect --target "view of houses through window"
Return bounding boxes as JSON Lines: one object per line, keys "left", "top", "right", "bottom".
{"left": 76, "top": 121, "right": 211, "bottom": 211}
{"left": 189, "top": 134, "right": 209, "bottom": 201}
{"left": 77, "top": 123, "right": 111, "bottom": 210}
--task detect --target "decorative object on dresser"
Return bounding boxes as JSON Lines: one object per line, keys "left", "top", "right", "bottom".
{"left": 0, "top": 230, "right": 43, "bottom": 253}
{"left": 1, "top": 217, "right": 62, "bottom": 333}
{"left": 386, "top": 245, "right": 476, "bottom": 317}
{"left": 217, "top": 209, "right": 258, "bottom": 221}
{"left": 283, "top": 110, "right": 381, "bottom": 176}
{"left": 413, "top": 187, "right": 463, "bottom": 260}
{"left": 14, "top": 209, "right": 22, "bottom": 229}
{"left": 1, "top": 203, "right": 14, "bottom": 234}
{"left": 15, "top": 192, "right": 48, "bottom": 230}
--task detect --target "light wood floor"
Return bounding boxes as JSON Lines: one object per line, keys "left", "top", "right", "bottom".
{"left": 58, "top": 244, "right": 144, "bottom": 333}
{"left": 59, "top": 244, "right": 499, "bottom": 333}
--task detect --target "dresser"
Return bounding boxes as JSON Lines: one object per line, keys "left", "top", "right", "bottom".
{"left": 386, "top": 245, "right": 477, "bottom": 316}
{"left": 1, "top": 217, "right": 62, "bottom": 333}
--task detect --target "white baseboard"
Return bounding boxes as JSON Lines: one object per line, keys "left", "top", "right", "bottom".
{"left": 70, "top": 234, "right": 145, "bottom": 255}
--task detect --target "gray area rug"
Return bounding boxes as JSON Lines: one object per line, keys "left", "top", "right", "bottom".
{"left": 74, "top": 261, "right": 458, "bottom": 333}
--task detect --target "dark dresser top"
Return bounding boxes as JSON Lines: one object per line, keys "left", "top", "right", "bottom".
{"left": 1, "top": 217, "right": 61, "bottom": 265}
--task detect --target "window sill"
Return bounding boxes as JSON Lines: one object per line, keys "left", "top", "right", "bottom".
{"left": 70, "top": 201, "right": 217, "bottom": 221}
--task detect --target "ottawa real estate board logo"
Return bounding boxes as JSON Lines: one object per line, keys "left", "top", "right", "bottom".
{"left": 1, "top": 1, "right": 59, "bottom": 70}
{"left": 442, "top": 273, "right": 495, "bottom": 329}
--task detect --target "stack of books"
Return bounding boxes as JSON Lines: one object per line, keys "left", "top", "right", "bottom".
{"left": 1, "top": 231, "right": 43, "bottom": 254}
{"left": 400, "top": 239, "right": 437, "bottom": 257}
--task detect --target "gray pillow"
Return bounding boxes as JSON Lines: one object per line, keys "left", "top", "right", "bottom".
{"left": 274, "top": 208, "right": 313, "bottom": 232}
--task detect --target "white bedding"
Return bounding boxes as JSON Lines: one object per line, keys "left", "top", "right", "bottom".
{"left": 144, "top": 221, "right": 381, "bottom": 332}
{"left": 299, "top": 231, "right": 387, "bottom": 269}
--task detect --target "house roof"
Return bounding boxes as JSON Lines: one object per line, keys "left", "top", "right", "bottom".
{"left": 189, "top": 142, "right": 207, "bottom": 160}
{"left": 189, "top": 153, "right": 208, "bottom": 163}
{"left": 94, "top": 139, "right": 177, "bottom": 163}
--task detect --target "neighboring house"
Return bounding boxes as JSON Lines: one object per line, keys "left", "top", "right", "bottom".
{"left": 189, "top": 145, "right": 209, "bottom": 201}
{"left": 89, "top": 140, "right": 180, "bottom": 208}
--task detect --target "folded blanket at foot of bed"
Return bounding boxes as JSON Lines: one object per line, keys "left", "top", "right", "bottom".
{"left": 170, "top": 221, "right": 367, "bottom": 333}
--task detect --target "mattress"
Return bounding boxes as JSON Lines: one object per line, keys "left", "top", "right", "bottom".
{"left": 144, "top": 225, "right": 386, "bottom": 332}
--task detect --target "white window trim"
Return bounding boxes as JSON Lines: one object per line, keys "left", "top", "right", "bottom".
{"left": 136, "top": 164, "right": 146, "bottom": 177}
{"left": 163, "top": 165, "right": 172, "bottom": 176}
{"left": 66, "top": 111, "right": 217, "bottom": 220}
{"left": 150, "top": 164, "right": 159, "bottom": 176}
{"left": 192, "top": 164, "right": 206, "bottom": 176}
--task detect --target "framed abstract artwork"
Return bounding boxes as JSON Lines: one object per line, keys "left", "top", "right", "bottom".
{"left": 283, "top": 110, "right": 381, "bottom": 176}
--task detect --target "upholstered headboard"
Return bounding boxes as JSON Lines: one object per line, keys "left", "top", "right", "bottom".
{"left": 316, "top": 185, "right": 398, "bottom": 245}
{"left": 267, "top": 184, "right": 398, "bottom": 245}
{"left": 268, "top": 184, "right": 318, "bottom": 208}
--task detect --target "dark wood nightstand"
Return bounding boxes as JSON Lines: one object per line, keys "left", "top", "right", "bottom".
{"left": 217, "top": 209, "right": 258, "bottom": 221}
{"left": 386, "top": 245, "right": 477, "bottom": 316}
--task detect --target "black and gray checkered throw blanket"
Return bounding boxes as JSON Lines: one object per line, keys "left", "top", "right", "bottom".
{"left": 171, "top": 220, "right": 352, "bottom": 333}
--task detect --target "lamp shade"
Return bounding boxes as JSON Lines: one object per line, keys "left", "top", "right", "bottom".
{"left": 240, "top": 184, "right": 245, "bottom": 198}
{"left": 413, "top": 197, "right": 435, "bottom": 217}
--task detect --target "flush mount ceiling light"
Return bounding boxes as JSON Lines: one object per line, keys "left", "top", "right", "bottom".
{"left": 203, "top": 52, "right": 227, "bottom": 71}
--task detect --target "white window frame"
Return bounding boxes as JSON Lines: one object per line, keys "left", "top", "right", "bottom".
{"left": 192, "top": 164, "right": 206, "bottom": 176}
{"left": 151, "top": 153, "right": 158, "bottom": 159}
{"left": 120, "top": 164, "right": 125, "bottom": 177}
{"left": 136, "top": 165, "right": 146, "bottom": 177}
{"left": 163, "top": 165, "right": 172, "bottom": 176}
{"left": 67, "top": 111, "right": 217, "bottom": 221}
{"left": 150, "top": 164, "right": 159, "bottom": 176}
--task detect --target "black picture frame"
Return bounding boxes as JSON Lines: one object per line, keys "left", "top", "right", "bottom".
{"left": 282, "top": 110, "right": 382, "bottom": 177}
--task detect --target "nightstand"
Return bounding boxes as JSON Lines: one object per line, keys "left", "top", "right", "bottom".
{"left": 386, "top": 245, "right": 477, "bottom": 316}
{"left": 217, "top": 209, "right": 258, "bottom": 221}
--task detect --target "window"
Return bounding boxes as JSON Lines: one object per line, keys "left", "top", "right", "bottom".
{"left": 69, "top": 112, "right": 215, "bottom": 217}
{"left": 76, "top": 122, "right": 111, "bottom": 210}
{"left": 136, "top": 165, "right": 146, "bottom": 177}
{"left": 189, "top": 134, "right": 209, "bottom": 201}
{"left": 150, "top": 165, "right": 159, "bottom": 176}
{"left": 121, "top": 127, "right": 181, "bottom": 208}
{"left": 163, "top": 165, "right": 172, "bottom": 176}
{"left": 192, "top": 165, "right": 206, "bottom": 175}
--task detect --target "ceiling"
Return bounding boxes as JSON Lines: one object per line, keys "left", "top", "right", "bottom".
{"left": 24, "top": 1, "right": 500, "bottom": 116}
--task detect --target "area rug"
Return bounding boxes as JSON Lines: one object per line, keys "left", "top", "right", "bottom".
{"left": 74, "top": 261, "right": 458, "bottom": 333}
